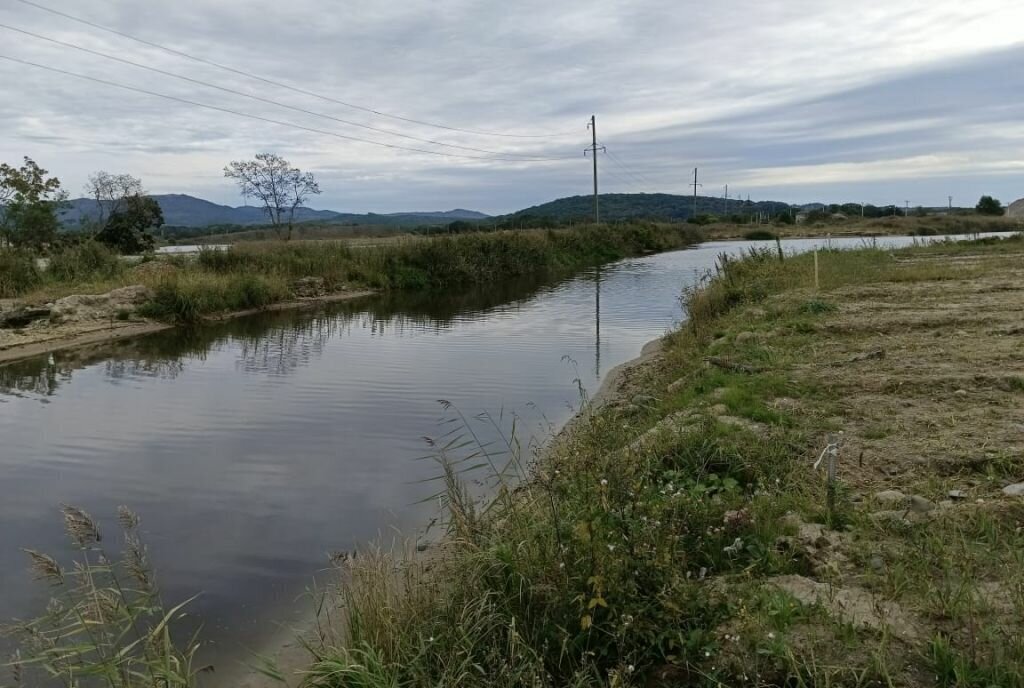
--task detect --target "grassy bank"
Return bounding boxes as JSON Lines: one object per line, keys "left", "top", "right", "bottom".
{"left": 1, "top": 223, "right": 703, "bottom": 322}
{"left": 704, "top": 213, "right": 1021, "bottom": 241}
{"left": 295, "top": 233, "right": 1024, "bottom": 687}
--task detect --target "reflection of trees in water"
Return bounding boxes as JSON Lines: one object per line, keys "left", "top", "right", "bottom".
{"left": 0, "top": 356, "right": 70, "bottom": 398}
{"left": 0, "top": 270, "right": 578, "bottom": 400}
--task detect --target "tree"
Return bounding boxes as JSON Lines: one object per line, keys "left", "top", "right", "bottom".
{"left": 95, "top": 195, "right": 163, "bottom": 254}
{"left": 975, "top": 195, "right": 1004, "bottom": 216}
{"left": 84, "top": 171, "right": 144, "bottom": 230}
{"left": 0, "top": 157, "right": 67, "bottom": 248}
{"left": 223, "top": 154, "right": 321, "bottom": 240}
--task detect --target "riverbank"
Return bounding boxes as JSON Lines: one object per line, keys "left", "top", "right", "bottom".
{"left": 0, "top": 223, "right": 702, "bottom": 363}
{"left": 301, "top": 233, "right": 1024, "bottom": 686}
{"left": 703, "top": 213, "right": 1020, "bottom": 240}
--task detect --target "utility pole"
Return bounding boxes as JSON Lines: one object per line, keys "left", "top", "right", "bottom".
{"left": 948, "top": 195, "right": 953, "bottom": 212}
{"left": 585, "top": 115, "right": 605, "bottom": 224}
{"left": 724, "top": 184, "right": 729, "bottom": 216}
{"left": 689, "top": 167, "right": 702, "bottom": 218}
{"left": 904, "top": 200, "right": 909, "bottom": 217}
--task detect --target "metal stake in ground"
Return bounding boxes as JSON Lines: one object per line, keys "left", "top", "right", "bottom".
{"left": 814, "top": 433, "right": 842, "bottom": 522}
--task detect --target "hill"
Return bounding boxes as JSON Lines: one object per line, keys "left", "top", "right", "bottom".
{"left": 58, "top": 194, "right": 489, "bottom": 229}
{"left": 507, "top": 193, "right": 793, "bottom": 222}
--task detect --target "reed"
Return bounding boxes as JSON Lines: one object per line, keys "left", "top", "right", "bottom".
{"left": 3, "top": 506, "right": 203, "bottom": 688}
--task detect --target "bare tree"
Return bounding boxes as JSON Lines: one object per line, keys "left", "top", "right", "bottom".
{"left": 223, "top": 153, "right": 321, "bottom": 241}
{"left": 84, "top": 171, "right": 144, "bottom": 231}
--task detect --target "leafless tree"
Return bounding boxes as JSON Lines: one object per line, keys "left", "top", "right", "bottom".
{"left": 223, "top": 153, "right": 321, "bottom": 241}
{"left": 84, "top": 171, "right": 144, "bottom": 231}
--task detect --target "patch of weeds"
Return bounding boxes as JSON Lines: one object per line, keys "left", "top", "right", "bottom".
{"left": 115, "top": 308, "right": 131, "bottom": 321}
{"left": 799, "top": 299, "right": 837, "bottom": 315}
{"left": 928, "top": 634, "right": 1024, "bottom": 687}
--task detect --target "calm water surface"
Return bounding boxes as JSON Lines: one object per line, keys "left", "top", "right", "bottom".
{"left": 0, "top": 235, "right": 996, "bottom": 667}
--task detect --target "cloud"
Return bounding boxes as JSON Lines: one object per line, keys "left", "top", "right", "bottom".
{"left": 0, "top": 0, "right": 1022, "bottom": 212}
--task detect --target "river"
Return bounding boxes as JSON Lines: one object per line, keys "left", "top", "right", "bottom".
{"left": 0, "top": 234, "right": 1004, "bottom": 674}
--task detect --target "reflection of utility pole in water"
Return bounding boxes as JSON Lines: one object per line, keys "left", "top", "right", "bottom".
{"left": 594, "top": 265, "right": 602, "bottom": 379}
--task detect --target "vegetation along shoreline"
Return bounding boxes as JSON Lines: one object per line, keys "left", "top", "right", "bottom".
{"left": 0, "top": 222, "right": 703, "bottom": 363}
{"left": 271, "top": 232, "right": 1023, "bottom": 687}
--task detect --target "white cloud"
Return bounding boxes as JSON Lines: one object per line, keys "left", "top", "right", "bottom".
{"left": 1, "top": 0, "right": 1022, "bottom": 212}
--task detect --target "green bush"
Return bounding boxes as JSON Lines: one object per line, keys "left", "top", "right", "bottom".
{"left": 0, "top": 249, "right": 43, "bottom": 297}
{"left": 46, "top": 241, "right": 125, "bottom": 283}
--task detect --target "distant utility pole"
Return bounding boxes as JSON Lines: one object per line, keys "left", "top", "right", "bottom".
{"left": 860, "top": 203, "right": 865, "bottom": 217}
{"left": 689, "top": 168, "right": 702, "bottom": 218}
{"left": 948, "top": 195, "right": 953, "bottom": 212}
{"left": 724, "top": 184, "right": 729, "bottom": 216}
{"left": 904, "top": 200, "right": 909, "bottom": 217}
{"left": 585, "top": 115, "right": 605, "bottom": 224}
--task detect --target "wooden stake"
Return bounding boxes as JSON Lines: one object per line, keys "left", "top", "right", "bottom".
{"left": 814, "top": 248, "right": 820, "bottom": 290}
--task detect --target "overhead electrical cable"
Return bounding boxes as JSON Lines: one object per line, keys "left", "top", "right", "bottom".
{"left": 0, "top": 22, "right": 577, "bottom": 159}
{"left": 14, "top": 0, "right": 578, "bottom": 139}
{"left": 598, "top": 140, "right": 655, "bottom": 190}
{"left": 0, "top": 54, "right": 576, "bottom": 163}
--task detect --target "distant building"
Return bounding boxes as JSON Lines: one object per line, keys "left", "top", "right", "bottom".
{"left": 1008, "top": 198, "right": 1024, "bottom": 218}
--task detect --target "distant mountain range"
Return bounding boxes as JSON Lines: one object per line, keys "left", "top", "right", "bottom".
{"left": 54, "top": 192, "right": 951, "bottom": 231}
{"left": 506, "top": 193, "right": 792, "bottom": 222}
{"left": 58, "top": 194, "right": 490, "bottom": 228}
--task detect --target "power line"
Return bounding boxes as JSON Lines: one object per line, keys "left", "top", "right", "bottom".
{"left": 0, "top": 22, "right": 576, "bottom": 159}
{"left": 598, "top": 141, "right": 654, "bottom": 190}
{"left": 13, "top": 0, "right": 578, "bottom": 139}
{"left": 0, "top": 53, "right": 575, "bottom": 163}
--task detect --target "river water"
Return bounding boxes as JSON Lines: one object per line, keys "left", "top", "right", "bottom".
{"left": 0, "top": 234, "right": 1003, "bottom": 670}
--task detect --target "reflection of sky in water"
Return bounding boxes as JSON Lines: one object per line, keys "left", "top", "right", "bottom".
{"left": 0, "top": 234, "right": 1001, "bottom": 667}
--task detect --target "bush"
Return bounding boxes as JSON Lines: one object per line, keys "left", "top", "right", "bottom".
{"left": 743, "top": 229, "right": 777, "bottom": 241}
{"left": 0, "top": 249, "right": 43, "bottom": 297}
{"left": 976, "top": 195, "right": 1004, "bottom": 216}
{"left": 46, "top": 241, "right": 125, "bottom": 283}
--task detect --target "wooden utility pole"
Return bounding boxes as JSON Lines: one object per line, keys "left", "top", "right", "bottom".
{"left": 585, "top": 116, "right": 605, "bottom": 224}
{"left": 724, "top": 184, "right": 729, "bottom": 216}
{"left": 689, "top": 167, "right": 702, "bottom": 218}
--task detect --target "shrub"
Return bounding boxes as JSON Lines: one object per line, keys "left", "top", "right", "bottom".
{"left": 46, "top": 241, "right": 125, "bottom": 283}
{"left": 0, "top": 249, "right": 42, "bottom": 297}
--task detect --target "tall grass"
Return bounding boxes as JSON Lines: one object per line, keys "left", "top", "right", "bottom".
{"left": 3, "top": 506, "right": 202, "bottom": 688}
{"left": 46, "top": 242, "right": 126, "bottom": 283}
{"left": 144, "top": 223, "right": 703, "bottom": 322}
{"left": 0, "top": 250, "right": 41, "bottom": 298}
{"left": 297, "top": 234, "right": 1024, "bottom": 686}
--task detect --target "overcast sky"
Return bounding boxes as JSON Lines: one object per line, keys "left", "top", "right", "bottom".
{"left": 1, "top": 0, "right": 1022, "bottom": 214}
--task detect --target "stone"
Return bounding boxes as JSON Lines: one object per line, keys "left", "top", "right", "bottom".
{"left": 954, "top": 389, "right": 968, "bottom": 397}
{"left": 908, "top": 495, "right": 935, "bottom": 513}
{"left": 881, "top": 464, "right": 902, "bottom": 476}
{"left": 715, "top": 415, "right": 765, "bottom": 434}
{"left": 1003, "top": 482, "right": 1024, "bottom": 497}
{"left": 874, "top": 489, "right": 908, "bottom": 506}
{"left": 735, "top": 331, "right": 757, "bottom": 344}
{"left": 869, "top": 555, "right": 885, "bottom": 573}
{"left": 632, "top": 394, "right": 658, "bottom": 407}
{"left": 710, "top": 403, "right": 729, "bottom": 415}
{"left": 947, "top": 489, "right": 968, "bottom": 500}
{"left": 0, "top": 307, "right": 51, "bottom": 329}
{"left": 292, "top": 276, "right": 326, "bottom": 298}
{"left": 666, "top": 378, "right": 687, "bottom": 394}
{"left": 779, "top": 512, "right": 804, "bottom": 532}
{"left": 870, "top": 509, "right": 913, "bottom": 526}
